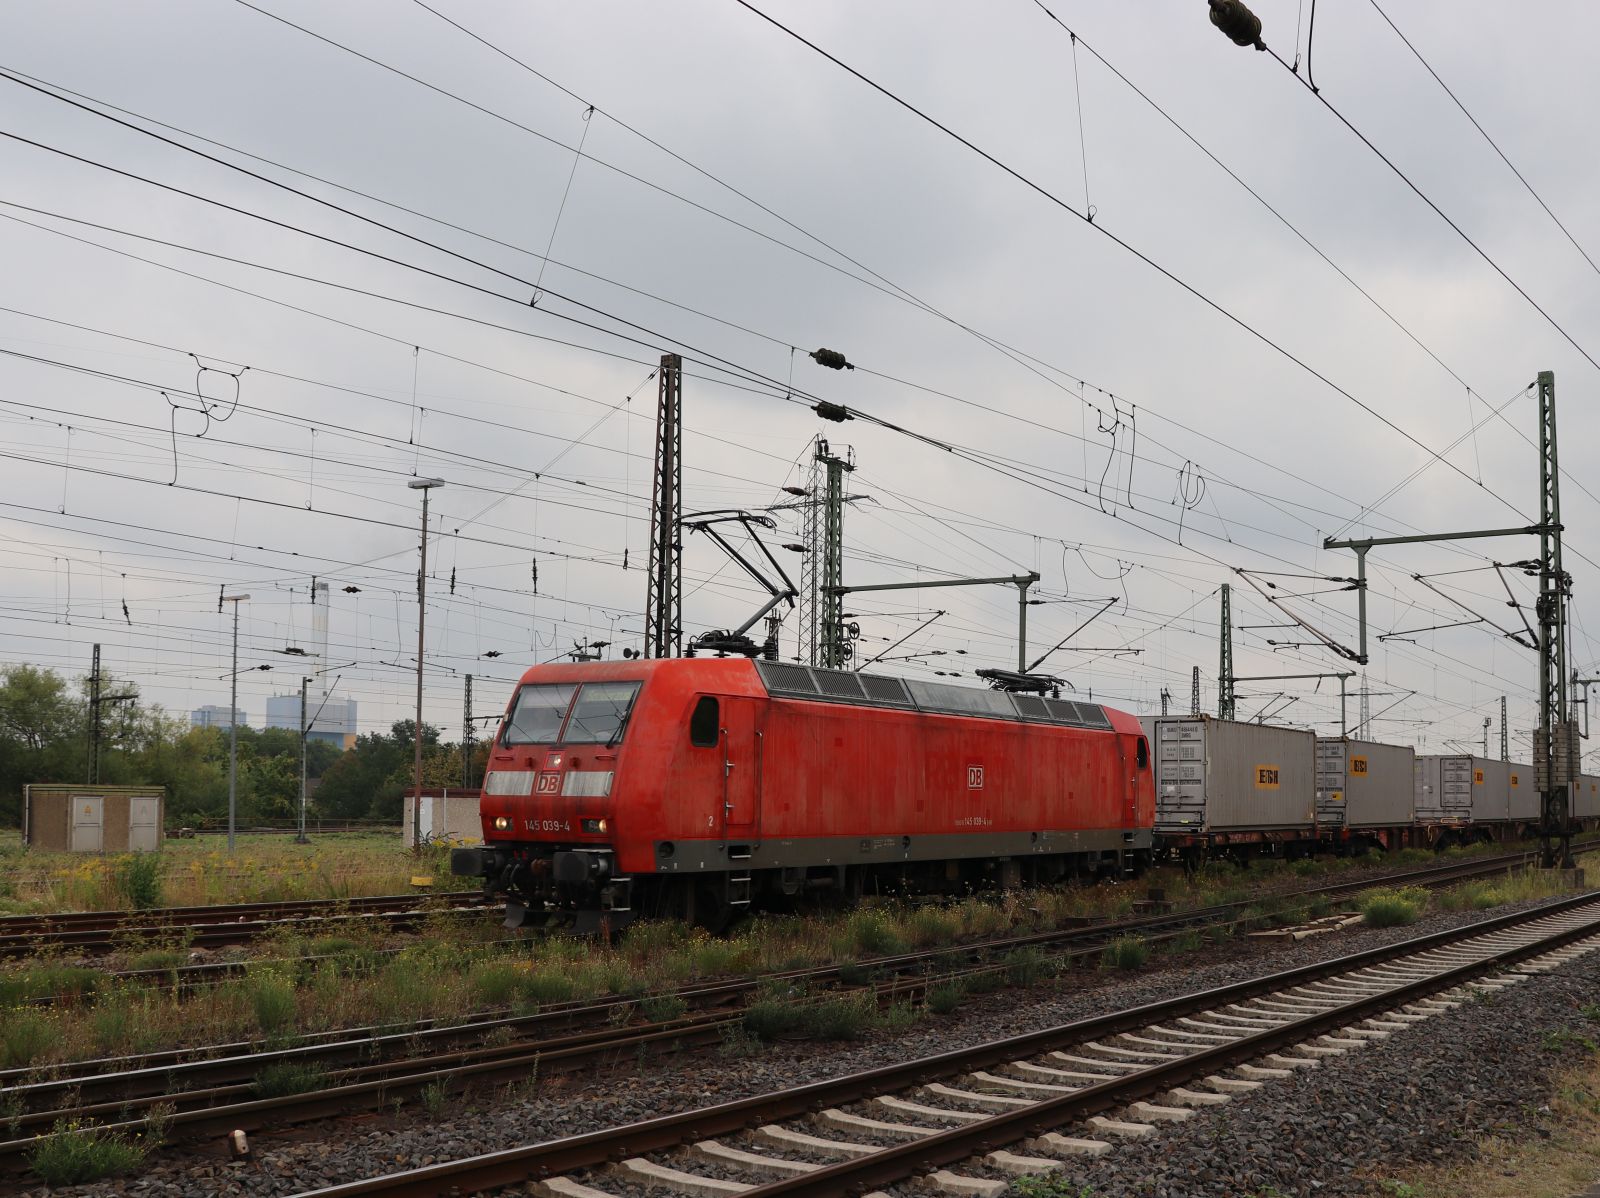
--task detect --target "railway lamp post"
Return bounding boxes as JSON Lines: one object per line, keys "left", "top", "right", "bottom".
{"left": 221, "top": 593, "right": 250, "bottom": 854}
{"left": 409, "top": 478, "right": 446, "bottom": 849}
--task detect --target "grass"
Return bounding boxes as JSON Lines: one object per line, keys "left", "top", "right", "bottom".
{"left": 1100, "top": 935, "right": 1149, "bottom": 970}
{"left": 26, "top": 1120, "right": 148, "bottom": 1186}
{"left": 1358, "top": 887, "right": 1428, "bottom": 928}
{"left": 0, "top": 829, "right": 471, "bottom": 914}
{"left": 251, "top": 1060, "right": 327, "bottom": 1098}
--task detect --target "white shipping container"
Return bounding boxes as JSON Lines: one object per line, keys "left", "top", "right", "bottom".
{"left": 1150, "top": 717, "right": 1315, "bottom": 834}
{"left": 1316, "top": 738, "right": 1414, "bottom": 829}
{"left": 1573, "top": 775, "right": 1600, "bottom": 820}
{"left": 1414, "top": 756, "right": 1510, "bottom": 824}
{"left": 1507, "top": 763, "right": 1539, "bottom": 821}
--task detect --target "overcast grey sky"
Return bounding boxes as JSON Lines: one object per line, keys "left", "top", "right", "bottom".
{"left": 2, "top": 0, "right": 1597, "bottom": 757}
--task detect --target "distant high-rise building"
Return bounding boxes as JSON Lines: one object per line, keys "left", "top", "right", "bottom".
{"left": 192, "top": 704, "right": 246, "bottom": 731}
{"left": 265, "top": 693, "right": 358, "bottom": 749}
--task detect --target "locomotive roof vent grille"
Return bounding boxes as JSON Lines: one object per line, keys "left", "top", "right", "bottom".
{"left": 1010, "top": 694, "right": 1051, "bottom": 721}
{"left": 1073, "top": 702, "right": 1113, "bottom": 729}
{"left": 814, "top": 668, "right": 867, "bottom": 700}
{"left": 756, "top": 661, "right": 821, "bottom": 696}
{"left": 860, "top": 674, "right": 914, "bottom": 706}
{"left": 907, "top": 679, "right": 1017, "bottom": 718}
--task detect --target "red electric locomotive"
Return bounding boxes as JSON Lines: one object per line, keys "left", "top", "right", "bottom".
{"left": 451, "top": 657, "right": 1155, "bottom": 930}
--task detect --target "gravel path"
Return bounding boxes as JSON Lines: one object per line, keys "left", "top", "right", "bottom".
{"left": 19, "top": 892, "right": 1598, "bottom": 1198}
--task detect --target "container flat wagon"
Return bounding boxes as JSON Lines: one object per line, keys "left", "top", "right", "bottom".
{"left": 1147, "top": 716, "right": 1315, "bottom": 851}
{"left": 1414, "top": 755, "right": 1515, "bottom": 843}
{"left": 1315, "top": 738, "right": 1414, "bottom": 845}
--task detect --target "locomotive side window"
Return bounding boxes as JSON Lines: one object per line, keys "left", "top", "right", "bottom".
{"left": 564, "top": 681, "right": 643, "bottom": 744}
{"left": 1136, "top": 736, "right": 1149, "bottom": 770}
{"left": 503, "top": 683, "right": 576, "bottom": 746}
{"left": 690, "top": 696, "right": 720, "bottom": 747}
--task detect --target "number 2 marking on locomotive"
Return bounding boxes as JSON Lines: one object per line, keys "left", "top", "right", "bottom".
{"left": 967, "top": 766, "right": 984, "bottom": 789}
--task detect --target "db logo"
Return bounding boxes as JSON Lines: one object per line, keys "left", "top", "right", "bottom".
{"left": 967, "top": 766, "right": 984, "bottom": 790}
{"left": 536, "top": 772, "right": 561, "bottom": 795}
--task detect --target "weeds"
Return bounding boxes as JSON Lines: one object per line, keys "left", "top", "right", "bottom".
{"left": 2, "top": 1010, "right": 56, "bottom": 1067}
{"left": 1360, "top": 888, "right": 1426, "bottom": 928}
{"left": 245, "top": 972, "right": 297, "bottom": 1034}
{"left": 419, "top": 1081, "right": 448, "bottom": 1117}
{"left": 640, "top": 993, "right": 689, "bottom": 1023}
{"left": 251, "top": 1060, "right": 326, "bottom": 1098}
{"left": 927, "top": 982, "right": 965, "bottom": 1015}
{"left": 26, "top": 1120, "right": 147, "bottom": 1186}
{"left": 1100, "top": 935, "right": 1149, "bottom": 970}
{"left": 1544, "top": 1028, "right": 1600, "bottom": 1054}
{"left": 111, "top": 854, "right": 164, "bottom": 910}
{"left": 1005, "top": 947, "right": 1054, "bottom": 986}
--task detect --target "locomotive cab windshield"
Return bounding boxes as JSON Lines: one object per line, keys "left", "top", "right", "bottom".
{"left": 503, "top": 680, "right": 641, "bottom": 746}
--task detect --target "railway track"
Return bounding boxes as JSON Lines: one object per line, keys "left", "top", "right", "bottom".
{"left": 0, "top": 844, "right": 1583, "bottom": 1170}
{"left": 8, "top": 839, "right": 1573, "bottom": 985}
{"left": 0, "top": 892, "right": 488, "bottom": 959}
{"left": 291, "top": 889, "right": 1600, "bottom": 1198}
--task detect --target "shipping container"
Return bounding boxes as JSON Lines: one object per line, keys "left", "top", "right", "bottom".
{"left": 1315, "top": 738, "right": 1414, "bottom": 829}
{"left": 1413, "top": 756, "right": 1510, "bottom": 824}
{"left": 23, "top": 785, "right": 164, "bottom": 852}
{"left": 1573, "top": 775, "right": 1600, "bottom": 820}
{"left": 1507, "top": 762, "right": 1539, "bottom": 821}
{"left": 1149, "top": 716, "right": 1315, "bottom": 835}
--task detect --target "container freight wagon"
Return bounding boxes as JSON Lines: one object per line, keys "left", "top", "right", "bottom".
{"left": 1147, "top": 716, "right": 1315, "bottom": 848}
{"left": 456, "top": 658, "right": 1156, "bottom": 930}
{"left": 1413, "top": 756, "right": 1512, "bottom": 840}
{"left": 1315, "top": 738, "right": 1414, "bottom": 842}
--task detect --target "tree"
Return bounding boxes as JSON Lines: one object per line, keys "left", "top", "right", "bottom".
{"left": 0, "top": 666, "right": 83, "bottom": 825}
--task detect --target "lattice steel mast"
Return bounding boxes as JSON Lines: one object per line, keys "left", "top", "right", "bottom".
{"left": 644, "top": 354, "right": 683, "bottom": 658}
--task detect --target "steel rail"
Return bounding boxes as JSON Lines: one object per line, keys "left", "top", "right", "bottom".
{"left": 287, "top": 890, "right": 1600, "bottom": 1197}
{"left": 0, "top": 896, "right": 491, "bottom": 959}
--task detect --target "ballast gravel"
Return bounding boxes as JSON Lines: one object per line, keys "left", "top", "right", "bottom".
{"left": 20, "top": 892, "right": 1600, "bottom": 1198}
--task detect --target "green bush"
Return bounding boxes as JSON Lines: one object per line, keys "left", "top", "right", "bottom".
{"left": 112, "top": 854, "right": 164, "bottom": 910}
{"left": 467, "top": 961, "right": 524, "bottom": 1007}
{"left": 743, "top": 998, "right": 804, "bottom": 1040}
{"left": 838, "top": 911, "right": 907, "bottom": 958}
{"left": 1100, "top": 935, "right": 1149, "bottom": 970}
{"left": 1359, "top": 890, "right": 1421, "bottom": 928}
{"left": 245, "top": 973, "right": 297, "bottom": 1034}
{"left": 1005, "top": 947, "right": 1053, "bottom": 986}
{"left": 640, "top": 993, "right": 689, "bottom": 1023}
{"left": 26, "top": 1120, "right": 146, "bottom": 1186}
{"left": 520, "top": 970, "right": 576, "bottom": 1007}
{"left": 802, "top": 994, "right": 876, "bottom": 1040}
{"left": 1, "top": 1009, "right": 54, "bottom": 1067}
{"left": 926, "top": 982, "right": 965, "bottom": 1015}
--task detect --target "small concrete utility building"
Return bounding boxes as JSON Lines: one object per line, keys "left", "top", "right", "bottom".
{"left": 402, "top": 787, "right": 482, "bottom": 848}
{"left": 24, "top": 785, "right": 165, "bottom": 853}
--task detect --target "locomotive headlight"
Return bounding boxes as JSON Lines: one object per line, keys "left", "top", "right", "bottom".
{"left": 492, "top": 816, "right": 512, "bottom": 831}
{"left": 581, "top": 818, "right": 608, "bottom": 834}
